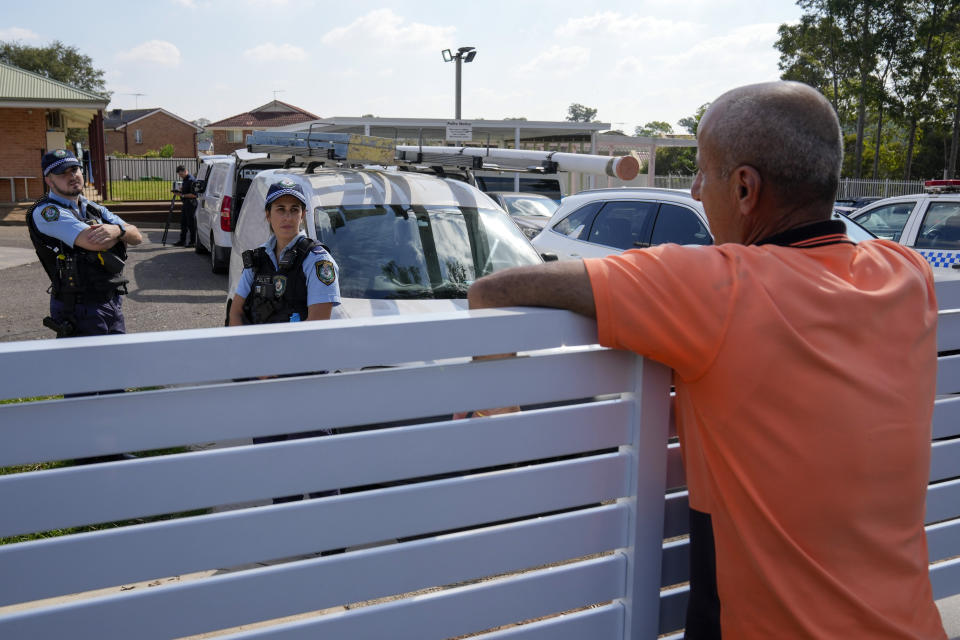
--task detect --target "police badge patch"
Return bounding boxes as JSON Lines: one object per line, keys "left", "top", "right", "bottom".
{"left": 279, "top": 178, "right": 296, "bottom": 188}
{"left": 316, "top": 260, "right": 336, "bottom": 285}
{"left": 40, "top": 205, "right": 60, "bottom": 222}
{"left": 273, "top": 275, "right": 288, "bottom": 297}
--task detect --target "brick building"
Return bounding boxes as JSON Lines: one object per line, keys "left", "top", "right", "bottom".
{"left": 0, "top": 61, "right": 108, "bottom": 202}
{"left": 103, "top": 108, "right": 201, "bottom": 157}
{"left": 206, "top": 100, "right": 319, "bottom": 154}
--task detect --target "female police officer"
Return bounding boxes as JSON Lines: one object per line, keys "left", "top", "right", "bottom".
{"left": 228, "top": 177, "right": 341, "bottom": 503}
{"left": 228, "top": 178, "right": 340, "bottom": 326}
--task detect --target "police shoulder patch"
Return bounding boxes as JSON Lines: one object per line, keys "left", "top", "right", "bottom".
{"left": 311, "top": 245, "right": 327, "bottom": 255}
{"left": 316, "top": 259, "right": 336, "bottom": 285}
{"left": 40, "top": 205, "right": 60, "bottom": 222}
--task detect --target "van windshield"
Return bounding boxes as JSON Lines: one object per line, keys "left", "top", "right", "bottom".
{"left": 314, "top": 205, "right": 541, "bottom": 299}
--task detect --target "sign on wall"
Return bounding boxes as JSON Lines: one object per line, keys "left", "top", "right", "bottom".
{"left": 445, "top": 121, "right": 473, "bottom": 142}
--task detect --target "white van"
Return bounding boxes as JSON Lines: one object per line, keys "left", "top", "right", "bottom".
{"left": 193, "top": 150, "right": 285, "bottom": 273}
{"left": 228, "top": 166, "right": 543, "bottom": 320}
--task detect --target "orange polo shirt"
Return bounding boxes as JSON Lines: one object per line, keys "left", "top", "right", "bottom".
{"left": 585, "top": 221, "right": 945, "bottom": 639}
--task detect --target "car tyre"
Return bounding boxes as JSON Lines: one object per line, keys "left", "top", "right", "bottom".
{"left": 211, "top": 233, "right": 228, "bottom": 274}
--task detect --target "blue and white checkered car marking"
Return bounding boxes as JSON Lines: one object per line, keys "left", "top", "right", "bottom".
{"left": 918, "top": 249, "right": 960, "bottom": 269}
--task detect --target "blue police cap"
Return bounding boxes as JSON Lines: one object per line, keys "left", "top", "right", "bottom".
{"left": 265, "top": 178, "right": 307, "bottom": 208}
{"left": 42, "top": 149, "right": 82, "bottom": 176}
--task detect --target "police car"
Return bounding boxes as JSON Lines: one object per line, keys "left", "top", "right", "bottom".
{"left": 849, "top": 180, "right": 960, "bottom": 271}
{"left": 229, "top": 167, "right": 543, "bottom": 320}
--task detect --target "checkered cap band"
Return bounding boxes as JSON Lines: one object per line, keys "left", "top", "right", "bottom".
{"left": 265, "top": 187, "right": 307, "bottom": 206}
{"left": 43, "top": 156, "right": 81, "bottom": 176}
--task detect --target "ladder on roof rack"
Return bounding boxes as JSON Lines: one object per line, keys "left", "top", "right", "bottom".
{"left": 245, "top": 131, "right": 640, "bottom": 180}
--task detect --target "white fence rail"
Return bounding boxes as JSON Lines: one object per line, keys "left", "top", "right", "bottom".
{"left": 1, "top": 289, "right": 958, "bottom": 638}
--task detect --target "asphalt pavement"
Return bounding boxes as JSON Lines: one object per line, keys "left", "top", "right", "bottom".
{"left": 0, "top": 222, "right": 230, "bottom": 342}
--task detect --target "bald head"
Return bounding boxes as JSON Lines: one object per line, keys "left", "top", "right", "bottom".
{"left": 699, "top": 81, "right": 843, "bottom": 208}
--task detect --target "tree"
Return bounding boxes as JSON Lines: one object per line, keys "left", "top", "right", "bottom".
{"left": 566, "top": 103, "right": 598, "bottom": 122}
{"left": 0, "top": 40, "right": 109, "bottom": 98}
{"left": 677, "top": 104, "right": 709, "bottom": 135}
{"left": 635, "top": 121, "right": 674, "bottom": 137}
{"left": 192, "top": 118, "right": 211, "bottom": 128}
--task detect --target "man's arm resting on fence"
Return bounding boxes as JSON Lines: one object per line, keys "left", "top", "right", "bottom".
{"left": 468, "top": 260, "right": 596, "bottom": 317}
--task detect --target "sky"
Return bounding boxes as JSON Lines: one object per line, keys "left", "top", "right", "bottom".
{"left": 2, "top": 0, "right": 804, "bottom": 134}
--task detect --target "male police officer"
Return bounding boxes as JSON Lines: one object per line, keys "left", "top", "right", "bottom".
{"left": 28, "top": 149, "right": 143, "bottom": 337}
{"left": 172, "top": 165, "right": 197, "bottom": 247}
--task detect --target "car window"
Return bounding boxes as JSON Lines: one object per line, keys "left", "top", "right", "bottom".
{"left": 552, "top": 201, "right": 603, "bottom": 240}
{"left": 650, "top": 203, "right": 713, "bottom": 246}
{"left": 852, "top": 202, "right": 915, "bottom": 241}
{"left": 208, "top": 165, "right": 228, "bottom": 198}
{"left": 314, "top": 205, "right": 541, "bottom": 299}
{"left": 502, "top": 196, "right": 558, "bottom": 218}
{"left": 588, "top": 201, "right": 658, "bottom": 250}
{"left": 914, "top": 202, "right": 960, "bottom": 249}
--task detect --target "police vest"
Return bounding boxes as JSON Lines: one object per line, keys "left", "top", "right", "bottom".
{"left": 241, "top": 236, "right": 320, "bottom": 324}
{"left": 27, "top": 196, "right": 129, "bottom": 303}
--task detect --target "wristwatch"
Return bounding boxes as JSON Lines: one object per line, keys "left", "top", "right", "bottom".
{"left": 117, "top": 224, "right": 126, "bottom": 238}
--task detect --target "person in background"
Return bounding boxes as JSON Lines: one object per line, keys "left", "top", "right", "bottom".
{"left": 466, "top": 81, "right": 946, "bottom": 639}
{"left": 28, "top": 149, "right": 143, "bottom": 337}
{"left": 172, "top": 165, "right": 197, "bottom": 247}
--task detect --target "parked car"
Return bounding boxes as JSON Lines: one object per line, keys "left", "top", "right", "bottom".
{"left": 835, "top": 195, "right": 883, "bottom": 210}
{"left": 193, "top": 150, "right": 286, "bottom": 273}
{"left": 532, "top": 187, "right": 876, "bottom": 261}
{"left": 229, "top": 167, "right": 543, "bottom": 320}
{"left": 848, "top": 182, "right": 960, "bottom": 270}
{"left": 531, "top": 188, "right": 713, "bottom": 260}
{"left": 486, "top": 191, "right": 559, "bottom": 239}
{"left": 473, "top": 171, "right": 564, "bottom": 202}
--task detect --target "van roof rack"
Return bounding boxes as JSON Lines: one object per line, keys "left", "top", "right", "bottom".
{"left": 245, "top": 131, "right": 641, "bottom": 180}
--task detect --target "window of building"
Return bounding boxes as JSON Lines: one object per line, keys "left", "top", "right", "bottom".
{"left": 134, "top": 129, "right": 143, "bottom": 144}
{"left": 226, "top": 130, "right": 242, "bottom": 143}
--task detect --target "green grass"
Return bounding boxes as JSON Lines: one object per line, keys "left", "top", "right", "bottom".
{"left": 107, "top": 180, "right": 176, "bottom": 201}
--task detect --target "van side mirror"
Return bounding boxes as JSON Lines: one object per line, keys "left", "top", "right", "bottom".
{"left": 540, "top": 252, "right": 559, "bottom": 262}
{"left": 193, "top": 179, "right": 206, "bottom": 194}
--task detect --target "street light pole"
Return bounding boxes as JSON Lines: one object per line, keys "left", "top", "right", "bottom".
{"left": 441, "top": 47, "right": 477, "bottom": 120}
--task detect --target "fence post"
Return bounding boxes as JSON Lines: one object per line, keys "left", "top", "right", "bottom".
{"left": 622, "top": 357, "right": 672, "bottom": 639}
{"left": 106, "top": 157, "right": 112, "bottom": 201}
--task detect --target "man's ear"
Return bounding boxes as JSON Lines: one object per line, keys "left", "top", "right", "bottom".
{"left": 731, "top": 165, "right": 761, "bottom": 216}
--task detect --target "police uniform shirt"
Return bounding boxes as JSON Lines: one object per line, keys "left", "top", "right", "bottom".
{"left": 236, "top": 232, "right": 341, "bottom": 308}
{"left": 32, "top": 192, "right": 127, "bottom": 247}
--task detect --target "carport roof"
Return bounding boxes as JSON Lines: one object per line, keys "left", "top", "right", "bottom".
{"left": 272, "top": 117, "right": 612, "bottom": 145}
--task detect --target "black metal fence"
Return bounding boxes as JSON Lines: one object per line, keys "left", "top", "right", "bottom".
{"left": 105, "top": 157, "right": 200, "bottom": 201}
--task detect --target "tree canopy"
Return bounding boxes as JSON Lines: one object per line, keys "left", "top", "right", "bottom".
{"left": 775, "top": 0, "right": 960, "bottom": 179}
{"left": 566, "top": 103, "right": 598, "bottom": 122}
{"left": 635, "top": 121, "right": 674, "bottom": 137}
{"left": 0, "top": 40, "right": 109, "bottom": 98}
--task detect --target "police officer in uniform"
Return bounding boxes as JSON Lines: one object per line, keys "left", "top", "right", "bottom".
{"left": 28, "top": 149, "right": 143, "bottom": 337}
{"left": 172, "top": 165, "right": 197, "bottom": 247}
{"left": 228, "top": 178, "right": 341, "bottom": 504}
{"left": 228, "top": 178, "right": 340, "bottom": 325}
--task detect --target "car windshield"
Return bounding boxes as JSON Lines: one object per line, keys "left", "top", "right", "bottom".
{"left": 832, "top": 211, "right": 877, "bottom": 242}
{"left": 501, "top": 196, "right": 559, "bottom": 218}
{"left": 314, "top": 204, "right": 541, "bottom": 299}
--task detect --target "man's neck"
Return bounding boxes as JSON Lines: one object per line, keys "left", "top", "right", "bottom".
{"left": 48, "top": 189, "right": 81, "bottom": 208}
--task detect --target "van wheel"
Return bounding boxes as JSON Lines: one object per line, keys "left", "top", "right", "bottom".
{"left": 211, "top": 234, "right": 228, "bottom": 274}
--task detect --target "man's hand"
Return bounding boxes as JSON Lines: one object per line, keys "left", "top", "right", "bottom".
{"left": 75, "top": 223, "right": 120, "bottom": 251}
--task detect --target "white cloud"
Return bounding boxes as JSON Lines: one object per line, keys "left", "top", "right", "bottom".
{"left": 242, "top": 43, "right": 307, "bottom": 62}
{"left": 0, "top": 27, "right": 41, "bottom": 42}
{"left": 321, "top": 9, "right": 454, "bottom": 52}
{"left": 612, "top": 56, "right": 644, "bottom": 76}
{"left": 661, "top": 23, "right": 780, "bottom": 74}
{"left": 556, "top": 11, "right": 698, "bottom": 40}
{"left": 515, "top": 46, "right": 591, "bottom": 77}
{"left": 116, "top": 40, "right": 181, "bottom": 66}
{"left": 171, "top": 0, "right": 196, "bottom": 8}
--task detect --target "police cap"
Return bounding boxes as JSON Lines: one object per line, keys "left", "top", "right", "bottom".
{"left": 265, "top": 178, "right": 307, "bottom": 208}
{"left": 42, "top": 149, "right": 82, "bottom": 176}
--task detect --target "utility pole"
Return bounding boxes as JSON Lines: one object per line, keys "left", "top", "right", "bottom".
{"left": 441, "top": 47, "right": 477, "bottom": 119}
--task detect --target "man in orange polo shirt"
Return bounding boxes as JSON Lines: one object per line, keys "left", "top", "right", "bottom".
{"left": 467, "top": 81, "right": 946, "bottom": 639}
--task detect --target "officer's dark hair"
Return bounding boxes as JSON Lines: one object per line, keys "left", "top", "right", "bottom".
{"left": 176, "top": 165, "right": 186, "bottom": 172}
